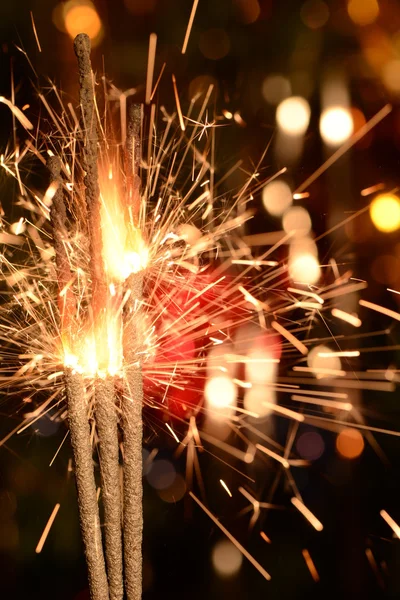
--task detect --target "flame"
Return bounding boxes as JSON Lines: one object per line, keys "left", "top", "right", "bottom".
{"left": 62, "top": 313, "right": 123, "bottom": 378}
{"left": 100, "top": 173, "right": 148, "bottom": 281}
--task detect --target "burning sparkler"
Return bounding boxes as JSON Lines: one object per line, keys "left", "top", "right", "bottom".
{"left": 1, "top": 15, "right": 400, "bottom": 600}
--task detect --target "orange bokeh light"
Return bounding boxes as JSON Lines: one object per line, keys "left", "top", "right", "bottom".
{"left": 336, "top": 428, "right": 364, "bottom": 459}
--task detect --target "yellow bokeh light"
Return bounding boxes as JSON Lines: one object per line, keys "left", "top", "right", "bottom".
{"left": 212, "top": 539, "right": 243, "bottom": 578}
{"left": 262, "top": 180, "right": 292, "bottom": 217}
{"left": 348, "top": 0, "right": 379, "bottom": 27}
{"left": 64, "top": 1, "right": 103, "bottom": 44}
{"left": 276, "top": 96, "right": 311, "bottom": 136}
{"left": 320, "top": 106, "right": 353, "bottom": 146}
{"left": 370, "top": 194, "right": 400, "bottom": 233}
{"left": 336, "top": 428, "right": 364, "bottom": 459}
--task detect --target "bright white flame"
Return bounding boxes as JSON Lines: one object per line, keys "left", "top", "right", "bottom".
{"left": 276, "top": 96, "right": 311, "bottom": 136}
{"left": 262, "top": 180, "right": 292, "bottom": 217}
{"left": 320, "top": 106, "right": 353, "bottom": 146}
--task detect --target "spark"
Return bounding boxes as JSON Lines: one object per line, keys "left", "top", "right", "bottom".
{"left": 181, "top": 0, "right": 200, "bottom": 54}
{"left": 172, "top": 74, "right": 186, "bottom": 131}
{"left": 0, "top": 96, "right": 34, "bottom": 130}
{"left": 302, "top": 549, "right": 320, "bottom": 582}
{"left": 295, "top": 104, "right": 391, "bottom": 193}
{"left": 35, "top": 503, "right": 61, "bottom": 553}
{"left": 291, "top": 497, "right": 323, "bottom": 531}
{"left": 380, "top": 510, "right": 400, "bottom": 538}
{"left": 30, "top": 11, "right": 42, "bottom": 52}
{"left": 220, "top": 479, "right": 232, "bottom": 497}
{"left": 190, "top": 492, "right": 272, "bottom": 581}
{"left": 271, "top": 321, "right": 308, "bottom": 355}
{"left": 260, "top": 531, "right": 271, "bottom": 544}
{"left": 331, "top": 308, "right": 362, "bottom": 328}
{"left": 256, "top": 443, "right": 289, "bottom": 469}
{"left": 145, "top": 33, "right": 157, "bottom": 104}
{"left": 360, "top": 299, "right": 400, "bottom": 322}
{"left": 165, "top": 422, "right": 180, "bottom": 443}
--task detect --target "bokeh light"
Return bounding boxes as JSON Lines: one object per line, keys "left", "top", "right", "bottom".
{"left": 123, "top": 0, "right": 157, "bottom": 15}
{"left": 157, "top": 473, "right": 186, "bottom": 503}
{"left": 370, "top": 194, "right": 400, "bottom": 233}
{"left": 234, "top": 0, "right": 261, "bottom": 24}
{"left": 288, "top": 252, "right": 321, "bottom": 284}
{"left": 146, "top": 459, "right": 176, "bottom": 490}
{"left": 382, "top": 60, "right": 400, "bottom": 94}
{"left": 212, "top": 539, "right": 243, "bottom": 578}
{"left": 205, "top": 376, "right": 237, "bottom": 410}
{"left": 276, "top": 96, "right": 311, "bottom": 136}
{"left": 199, "top": 29, "right": 230, "bottom": 60}
{"left": 307, "top": 345, "right": 342, "bottom": 378}
{"left": 347, "top": 0, "right": 379, "bottom": 27}
{"left": 244, "top": 385, "right": 277, "bottom": 418}
{"left": 296, "top": 431, "right": 325, "bottom": 461}
{"left": 262, "top": 180, "right": 292, "bottom": 217}
{"left": 262, "top": 75, "right": 291, "bottom": 105}
{"left": 60, "top": 0, "right": 103, "bottom": 45}
{"left": 320, "top": 106, "right": 354, "bottom": 146}
{"left": 336, "top": 428, "right": 365, "bottom": 459}
{"left": 300, "top": 0, "right": 330, "bottom": 30}
{"left": 282, "top": 206, "right": 312, "bottom": 237}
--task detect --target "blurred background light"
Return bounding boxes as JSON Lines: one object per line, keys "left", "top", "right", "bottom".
{"left": 320, "top": 106, "right": 354, "bottom": 146}
{"left": 336, "top": 427, "right": 365, "bottom": 459}
{"left": 283, "top": 206, "right": 312, "bottom": 237}
{"left": 288, "top": 251, "right": 320, "bottom": 284}
{"left": 244, "top": 385, "right": 277, "bottom": 418}
{"left": 382, "top": 59, "right": 400, "bottom": 94}
{"left": 262, "top": 74, "right": 291, "bottom": 105}
{"left": 60, "top": 0, "right": 103, "bottom": 45}
{"left": 146, "top": 459, "right": 176, "bottom": 490}
{"left": 307, "top": 345, "right": 342, "bottom": 378}
{"left": 123, "top": 0, "right": 157, "bottom": 15}
{"left": 370, "top": 194, "right": 400, "bottom": 232}
{"left": 300, "top": 0, "right": 330, "bottom": 30}
{"left": 211, "top": 539, "right": 243, "bottom": 578}
{"left": 262, "top": 180, "right": 292, "bottom": 217}
{"left": 233, "top": 0, "right": 261, "bottom": 24}
{"left": 276, "top": 96, "right": 311, "bottom": 136}
{"left": 205, "top": 376, "right": 237, "bottom": 410}
{"left": 347, "top": 0, "right": 380, "bottom": 27}
{"left": 157, "top": 473, "right": 186, "bottom": 503}
{"left": 296, "top": 431, "right": 325, "bottom": 460}
{"left": 199, "top": 28, "right": 230, "bottom": 60}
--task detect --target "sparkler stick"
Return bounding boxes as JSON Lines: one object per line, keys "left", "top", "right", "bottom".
{"left": 48, "top": 155, "right": 109, "bottom": 600}
{"left": 74, "top": 33, "right": 123, "bottom": 600}
{"left": 122, "top": 104, "right": 144, "bottom": 600}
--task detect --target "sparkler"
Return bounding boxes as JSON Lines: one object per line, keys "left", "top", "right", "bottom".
{"left": 1, "top": 18, "right": 400, "bottom": 600}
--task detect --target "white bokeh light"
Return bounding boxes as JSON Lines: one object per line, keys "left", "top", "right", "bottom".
{"left": 276, "top": 96, "right": 311, "bottom": 136}
{"left": 212, "top": 540, "right": 243, "bottom": 578}
{"left": 205, "top": 376, "right": 237, "bottom": 410}
{"left": 262, "top": 180, "right": 292, "bottom": 217}
{"left": 282, "top": 206, "right": 312, "bottom": 237}
{"left": 319, "top": 106, "right": 353, "bottom": 146}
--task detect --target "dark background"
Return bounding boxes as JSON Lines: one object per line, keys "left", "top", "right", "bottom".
{"left": 0, "top": 1, "right": 400, "bottom": 599}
